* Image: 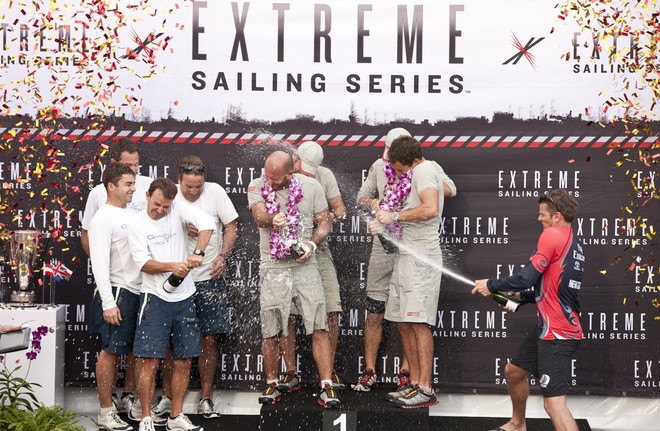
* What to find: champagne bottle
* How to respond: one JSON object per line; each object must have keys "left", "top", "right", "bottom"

{"left": 288, "top": 241, "right": 309, "bottom": 259}
{"left": 492, "top": 291, "right": 521, "bottom": 312}
{"left": 162, "top": 273, "right": 184, "bottom": 293}
{"left": 377, "top": 232, "right": 399, "bottom": 254}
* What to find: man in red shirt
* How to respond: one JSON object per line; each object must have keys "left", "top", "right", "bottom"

{"left": 473, "top": 189, "right": 584, "bottom": 431}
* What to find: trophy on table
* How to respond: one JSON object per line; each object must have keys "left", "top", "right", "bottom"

{"left": 8, "top": 230, "right": 42, "bottom": 306}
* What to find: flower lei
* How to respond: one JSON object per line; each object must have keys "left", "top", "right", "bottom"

{"left": 380, "top": 162, "right": 414, "bottom": 239}
{"left": 261, "top": 174, "right": 304, "bottom": 259}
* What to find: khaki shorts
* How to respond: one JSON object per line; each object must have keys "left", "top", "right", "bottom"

{"left": 260, "top": 264, "right": 327, "bottom": 338}
{"left": 384, "top": 253, "right": 442, "bottom": 325}
{"left": 317, "top": 245, "right": 342, "bottom": 313}
{"left": 365, "top": 238, "right": 397, "bottom": 302}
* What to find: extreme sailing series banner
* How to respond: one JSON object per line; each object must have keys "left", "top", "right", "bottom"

{"left": 0, "top": 1, "right": 657, "bottom": 397}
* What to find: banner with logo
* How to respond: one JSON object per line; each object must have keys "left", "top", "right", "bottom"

{"left": 0, "top": 1, "right": 657, "bottom": 397}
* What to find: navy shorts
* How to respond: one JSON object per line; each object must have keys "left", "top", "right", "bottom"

{"left": 88, "top": 287, "right": 139, "bottom": 355}
{"left": 133, "top": 293, "right": 202, "bottom": 360}
{"left": 511, "top": 327, "right": 581, "bottom": 397}
{"left": 193, "top": 278, "right": 231, "bottom": 336}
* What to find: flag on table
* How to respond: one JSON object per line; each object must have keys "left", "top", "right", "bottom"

{"left": 43, "top": 260, "right": 73, "bottom": 282}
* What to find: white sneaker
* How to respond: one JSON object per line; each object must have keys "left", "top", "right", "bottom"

{"left": 129, "top": 400, "right": 166, "bottom": 427}
{"left": 197, "top": 397, "right": 220, "bottom": 419}
{"left": 98, "top": 411, "right": 133, "bottom": 431}
{"left": 121, "top": 393, "right": 135, "bottom": 415}
{"left": 138, "top": 417, "right": 156, "bottom": 431}
{"left": 166, "top": 414, "right": 204, "bottom": 431}
{"left": 152, "top": 395, "right": 172, "bottom": 417}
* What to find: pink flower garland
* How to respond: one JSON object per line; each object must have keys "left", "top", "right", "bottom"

{"left": 380, "top": 162, "right": 414, "bottom": 239}
{"left": 261, "top": 174, "right": 304, "bottom": 259}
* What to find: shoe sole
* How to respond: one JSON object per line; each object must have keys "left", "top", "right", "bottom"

{"left": 317, "top": 399, "right": 341, "bottom": 409}
{"left": 201, "top": 412, "right": 221, "bottom": 419}
{"left": 352, "top": 382, "right": 377, "bottom": 392}
{"left": 395, "top": 400, "right": 439, "bottom": 409}
{"left": 258, "top": 396, "right": 281, "bottom": 405}
{"left": 277, "top": 384, "right": 301, "bottom": 393}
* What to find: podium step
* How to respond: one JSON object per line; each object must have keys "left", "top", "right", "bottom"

{"left": 259, "top": 384, "right": 430, "bottom": 431}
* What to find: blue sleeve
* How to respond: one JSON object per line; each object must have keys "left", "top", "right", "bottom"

{"left": 487, "top": 261, "right": 542, "bottom": 294}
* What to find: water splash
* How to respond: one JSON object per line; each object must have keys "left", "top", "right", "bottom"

{"left": 358, "top": 210, "right": 474, "bottom": 287}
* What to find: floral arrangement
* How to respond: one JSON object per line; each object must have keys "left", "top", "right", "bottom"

{"left": 0, "top": 325, "right": 51, "bottom": 409}
{"left": 261, "top": 174, "right": 304, "bottom": 259}
{"left": 380, "top": 162, "right": 414, "bottom": 239}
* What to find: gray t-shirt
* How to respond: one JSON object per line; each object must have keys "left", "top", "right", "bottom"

{"left": 400, "top": 160, "right": 444, "bottom": 254}
{"left": 247, "top": 173, "right": 328, "bottom": 268}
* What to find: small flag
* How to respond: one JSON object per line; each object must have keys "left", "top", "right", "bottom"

{"left": 44, "top": 260, "right": 73, "bottom": 282}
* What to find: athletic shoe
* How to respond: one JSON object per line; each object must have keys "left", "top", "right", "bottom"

{"left": 112, "top": 393, "right": 121, "bottom": 412}
{"left": 121, "top": 393, "right": 135, "bottom": 415}
{"left": 166, "top": 414, "right": 204, "bottom": 431}
{"left": 128, "top": 401, "right": 167, "bottom": 427}
{"left": 396, "top": 369, "right": 411, "bottom": 390}
{"left": 152, "top": 395, "right": 172, "bottom": 417}
{"left": 317, "top": 383, "right": 341, "bottom": 409}
{"left": 352, "top": 368, "right": 377, "bottom": 392}
{"left": 258, "top": 382, "right": 282, "bottom": 405}
{"left": 98, "top": 411, "right": 133, "bottom": 431}
{"left": 392, "top": 387, "right": 439, "bottom": 409}
{"left": 138, "top": 417, "right": 156, "bottom": 431}
{"left": 277, "top": 370, "right": 301, "bottom": 393}
{"left": 387, "top": 384, "right": 415, "bottom": 401}
{"left": 197, "top": 397, "right": 220, "bottom": 419}
{"left": 331, "top": 370, "right": 347, "bottom": 391}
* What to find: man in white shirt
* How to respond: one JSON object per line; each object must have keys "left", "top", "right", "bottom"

{"left": 128, "top": 178, "right": 215, "bottom": 431}
{"left": 82, "top": 138, "right": 153, "bottom": 412}
{"left": 174, "top": 155, "right": 238, "bottom": 418}
{"left": 88, "top": 163, "right": 141, "bottom": 431}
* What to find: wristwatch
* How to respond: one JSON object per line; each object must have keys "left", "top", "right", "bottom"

{"left": 193, "top": 249, "right": 205, "bottom": 257}
{"left": 392, "top": 212, "right": 399, "bottom": 222}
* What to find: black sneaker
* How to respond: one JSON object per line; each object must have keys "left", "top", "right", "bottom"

{"left": 258, "top": 382, "right": 282, "bottom": 405}
{"left": 277, "top": 370, "right": 301, "bottom": 393}
{"left": 317, "top": 384, "right": 341, "bottom": 409}
{"left": 392, "top": 387, "right": 439, "bottom": 409}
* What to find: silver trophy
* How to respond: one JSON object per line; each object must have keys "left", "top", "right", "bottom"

{"left": 9, "top": 230, "right": 42, "bottom": 305}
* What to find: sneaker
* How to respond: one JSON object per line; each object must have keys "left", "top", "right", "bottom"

{"left": 392, "top": 387, "right": 439, "bottom": 409}
{"left": 331, "top": 370, "right": 347, "bottom": 391}
{"left": 396, "top": 369, "right": 411, "bottom": 390}
{"left": 112, "top": 393, "right": 121, "bottom": 412}
{"left": 387, "top": 384, "right": 415, "bottom": 401}
{"left": 258, "top": 382, "right": 281, "bottom": 405}
{"left": 152, "top": 395, "right": 172, "bottom": 417}
{"left": 121, "top": 393, "right": 135, "bottom": 415}
{"left": 197, "top": 397, "right": 220, "bottom": 419}
{"left": 138, "top": 417, "right": 156, "bottom": 431}
{"left": 318, "top": 383, "right": 341, "bottom": 409}
{"left": 129, "top": 400, "right": 167, "bottom": 427}
{"left": 277, "top": 370, "right": 301, "bottom": 393}
{"left": 98, "top": 411, "right": 133, "bottom": 431}
{"left": 352, "top": 368, "right": 377, "bottom": 392}
{"left": 166, "top": 414, "right": 203, "bottom": 431}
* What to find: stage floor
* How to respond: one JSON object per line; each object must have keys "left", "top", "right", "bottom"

{"left": 67, "top": 387, "right": 654, "bottom": 431}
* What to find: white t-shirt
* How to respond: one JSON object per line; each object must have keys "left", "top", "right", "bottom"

{"left": 128, "top": 200, "right": 216, "bottom": 302}
{"left": 81, "top": 175, "right": 153, "bottom": 230}
{"left": 175, "top": 182, "right": 238, "bottom": 282}
{"left": 88, "top": 204, "right": 142, "bottom": 310}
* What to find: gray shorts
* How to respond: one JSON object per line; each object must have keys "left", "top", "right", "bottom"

{"left": 384, "top": 253, "right": 442, "bottom": 325}
{"left": 260, "top": 264, "right": 327, "bottom": 338}
{"left": 316, "top": 245, "right": 342, "bottom": 313}
{"left": 365, "top": 239, "right": 397, "bottom": 302}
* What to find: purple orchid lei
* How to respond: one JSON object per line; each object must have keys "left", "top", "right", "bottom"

{"left": 261, "top": 174, "right": 304, "bottom": 259}
{"left": 380, "top": 162, "right": 414, "bottom": 239}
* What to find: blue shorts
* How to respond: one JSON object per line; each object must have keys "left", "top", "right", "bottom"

{"left": 193, "top": 278, "right": 231, "bottom": 336}
{"left": 88, "top": 287, "right": 139, "bottom": 355}
{"left": 133, "top": 293, "right": 202, "bottom": 360}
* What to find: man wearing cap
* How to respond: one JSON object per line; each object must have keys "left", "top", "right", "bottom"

{"left": 247, "top": 150, "right": 340, "bottom": 408}
{"left": 278, "top": 141, "right": 348, "bottom": 394}
{"left": 354, "top": 127, "right": 457, "bottom": 393}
